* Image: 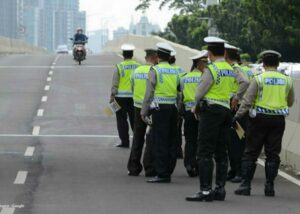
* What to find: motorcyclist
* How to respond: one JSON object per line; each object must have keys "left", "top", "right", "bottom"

{"left": 73, "top": 27, "right": 88, "bottom": 59}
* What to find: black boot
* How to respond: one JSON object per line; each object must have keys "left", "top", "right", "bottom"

{"left": 186, "top": 159, "right": 214, "bottom": 202}
{"left": 265, "top": 161, "right": 279, "bottom": 197}
{"left": 234, "top": 161, "right": 256, "bottom": 196}
{"left": 214, "top": 160, "right": 228, "bottom": 201}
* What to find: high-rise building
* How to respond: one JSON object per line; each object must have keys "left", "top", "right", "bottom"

{"left": 113, "top": 27, "right": 129, "bottom": 40}
{"left": 0, "top": 0, "right": 86, "bottom": 51}
{"left": 129, "top": 16, "right": 160, "bottom": 36}
{"left": 0, "top": 0, "right": 19, "bottom": 39}
{"left": 88, "top": 29, "right": 109, "bottom": 53}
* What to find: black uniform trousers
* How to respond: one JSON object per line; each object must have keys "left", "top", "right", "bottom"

{"left": 228, "top": 114, "right": 247, "bottom": 177}
{"left": 184, "top": 110, "right": 198, "bottom": 169}
{"left": 243, "top": 114, "right": 285, "bottom": 163}
{"left": 115, "top": 97, "right": 134, "bottom": 146}
{"left": 152, "top": 104, "right": 178, "bottom": 178}
{"left": 127, "top": 107, "right": 155, "bottom": 175}
{"left": 197, "top": 104, "right": 232, "bottom": 190}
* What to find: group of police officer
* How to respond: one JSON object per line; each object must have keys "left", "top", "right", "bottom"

{"left": 110, "top": 36, "right": 295, "bottom": 202}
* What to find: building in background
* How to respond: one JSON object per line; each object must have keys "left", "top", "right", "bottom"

{"left": 113, "top": 27, "right": 129, "bottom": 40}
{"left": 0, "top": 0, "right": 86, "bottom": 52}
{"left": 129, "top": 16, "right": 160, "bottom": 36}
{"left": 88, "top": 29, "right": 109, "bottom": 54}
{"left": 0, "top": 0, "right": 19, "bottom": 39}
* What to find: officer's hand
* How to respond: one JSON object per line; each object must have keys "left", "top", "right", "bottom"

{"left": 231, "top": 97, "right": 239, "bottom": 111}
{"left": 232, "top": 117, "right": 238, "bottom": 129}
{"left": 109, "top": 96, "right": 115, "bottom": 104}
{"left": 191, "top": 106, "right": 199, "bottom": 120}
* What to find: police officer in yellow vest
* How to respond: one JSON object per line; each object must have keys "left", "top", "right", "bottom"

{"left": 141, "top": 42, "right": 179, "bottom": 183}
{"left": 110, "top": 44, "right": 140, "bottom": 148}
{"left": 169, "top": 50, "right": 186, "bottom": 159}
{"left": 225, "top": 43, "right": 253, "bottom": 183}
{"left": 186, "top": 37, "right": 249, "bottom": 202}
{"left": 127, "top": 49, "right": 158, "bottom": 176}
{"left": 180, "top": 50, "right": 208, "bottom": 177}
{"left": 234, "top": 50, "right": 294, "bottom": 197}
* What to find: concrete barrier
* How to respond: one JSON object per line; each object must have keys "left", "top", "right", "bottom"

{"left": 103, "top": 35, "right": 300, "bottom": 176}
{"left": 0, "top": 36, "right": 47, "bottom": 54}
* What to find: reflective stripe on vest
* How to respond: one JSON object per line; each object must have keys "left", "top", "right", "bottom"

{"left": 181, "top": 71, "right": 201, "bottom": 110}
{"left": 153, "top": 62, "right": 179, "bottom": 104}
{"left": 116, "top": 60, "right": 140, "bottom": 97}
{"left": 254, "top": 71, "right": 292, "bottom": 116}
{"left": 132, "top": 65, "right": 151, "bottom": 108}
{"left": 204, "top": 61, "right": 236, "bottom": 109}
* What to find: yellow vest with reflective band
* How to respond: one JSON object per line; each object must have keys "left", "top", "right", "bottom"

{"left": 153, "top": 62, "right": 179, "bottom": 104}
{"left": 254, "top": 71, "right": 292, "bottom": 116}
{"left": 132, "top": 64, "right": 151, "bottom": 108}
{"left": 241, "top": 65, "right": 254, "bottom": 81}
{"left": 172, "top": 64, "right": 186, "bottom": 77}
{"left": 181, "top": 70, "right": 202, "bottom": 110}
{"left": 116, "top": 59, "right": 140, "bottom": 97}
{"left": 231, "top": 63, "right": 241, "bottom": 95}
{"left": 204, "top": 61, "right": 236, "bottom": 109}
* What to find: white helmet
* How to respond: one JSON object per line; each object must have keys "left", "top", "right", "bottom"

{"left": 77, "top": 27, "right": 83, "bottom": 32}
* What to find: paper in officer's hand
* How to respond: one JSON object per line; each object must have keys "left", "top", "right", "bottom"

{"left": 103, "top": 100, "right": 121, "bottom": 116}
{"left": 235, "top": 121, "right": 245, "bottom": 140}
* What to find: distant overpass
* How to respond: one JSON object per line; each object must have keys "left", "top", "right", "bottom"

{"left": 103, "top": 35, "right": 300, "bottom": 177}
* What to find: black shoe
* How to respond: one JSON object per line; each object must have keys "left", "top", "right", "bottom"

{"left": 213, "top": 187, "right": 226, "bottom": 201}
{"left": 115, "top": 143, "right": 129, "bottom": 148}
{"left": 147, "top": 176, "right": 171, "bottom": 183}
{"left": 234, "top": 185, "right": 251, "bottom": 196}
{"left": 186, "top": 191, "right": 214, "bottom": 202}
{"left": 128, "top": 171, "right": 139, "bottom": 176}
{"left": 231, "top": 176, "right": 242, "bottom": 183}
{"left": 145, "top": 171, "right": 157, "bottom": 177}
{"left": 265, "top": 182, "right": 275, "bottom": 197}
{"left": 186, "top": 166, "right": 198, "bottom": 177}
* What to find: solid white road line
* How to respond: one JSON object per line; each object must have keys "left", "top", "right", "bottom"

{"left": 37, "top": 109, "right": 44, "bottom": 117}
{"left": 0, "top": 134, "right": 123, "bottom": 138}
{"left": 14, "top": 171, "right": 28, "bottom": 184}
{"left": 44, "top": 85, "right": 50, "bottom": 91}
{"left": 0, "top": 207, "right": 15, "bottom": 214}
{"left": 32, "top": 126, "right": 40, "bottom": 136}
{"left": 257, "top": 159, "right": 300, "bottom": 186}
{"left": 24, "top": 147, "right": 35, "bottom": 157}
{"left": 47, "top": 77, "right": 52, "bottom": 82}
{"left": 41, "top": 96, "right": 48, "bottom": 102}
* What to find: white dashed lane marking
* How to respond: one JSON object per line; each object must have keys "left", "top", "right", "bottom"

{"left": 41, "top": 96, "right": 48, "bottom": 102}
{"left": 14, "top": 171, "right": 28, "bottom": 184}
{"left": 47, "top": 77, "right": 52, "bottom": 82}
{"left": 44, "top": 85, "right": 50, "bottom": 91}
{"left": 48, "top": 71, "right": 53, "bottom": 76}
{"left": 24, "top": 147, "right": 35, "bottom": 157}
{"left": 37, "top": 109, "right": 44, "bottom": 117}
{"left": 32, "top": 126, "right": 40, "bottom": 136}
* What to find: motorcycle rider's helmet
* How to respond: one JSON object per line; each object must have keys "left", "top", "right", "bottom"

{"left": 77, "top": 27, "right": 83, "bottom": 34}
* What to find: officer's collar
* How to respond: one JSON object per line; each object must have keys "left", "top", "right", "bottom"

{"left": 213, "top": 57, "right": 225, "bottom": 62}
{"left": 264, "top": 66, "right": 278, "bottom": 72}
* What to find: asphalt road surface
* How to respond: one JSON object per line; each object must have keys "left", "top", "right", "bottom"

{"left": 0, "top": 54, "right": 299, "bottom": 214}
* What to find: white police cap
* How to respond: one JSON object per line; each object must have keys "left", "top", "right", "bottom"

{"left": 156, "top": 42, "right": 175, "bottom": 55}
{"left": 204, "top": 36, "right": 227, "bottom": 44}
{"left": 170, "top": 50, "right": 177, "bottom": 56}
{"left": 225, "top": 43, "right": 240, "bottom": 51}
{"left": 189, "top": 50, "right": 208, "bottom": 60}
{"left": 121, "top": 44, "right": 135, "bottom": 51}
{"left": 259, "top": 50, "right": 282, "bottom": 58}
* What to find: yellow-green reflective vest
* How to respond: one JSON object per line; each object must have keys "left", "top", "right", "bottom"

{"left": 131, "top": 65, "right": 151, "bottom": 108}
{"left": 181, "top": 70, "right": 202, "bottom": 110}
{"left": 254, "top": 71, "right": 292, "bottom": 116}
{"left": 153, "top": 62, "right": 179, "bottom": 104}
{"left": 172, "top": 64, "right": 186, "bottom": 77}
{"left": 241, "top": 65, "right": 254, "bottom": 81}
{"left": 204, "top": 61, "right": 236, "bottom": 109}
{"left": 116, "top": 60, "right": 140, "bottom": 97}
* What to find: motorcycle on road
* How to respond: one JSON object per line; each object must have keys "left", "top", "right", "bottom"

{"left": 70, "top": 39, "right": 87, "bottom": 65}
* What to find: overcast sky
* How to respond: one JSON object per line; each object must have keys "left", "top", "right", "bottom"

{"left": 79, "top": 0, "right": 176, "bottom": 33}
